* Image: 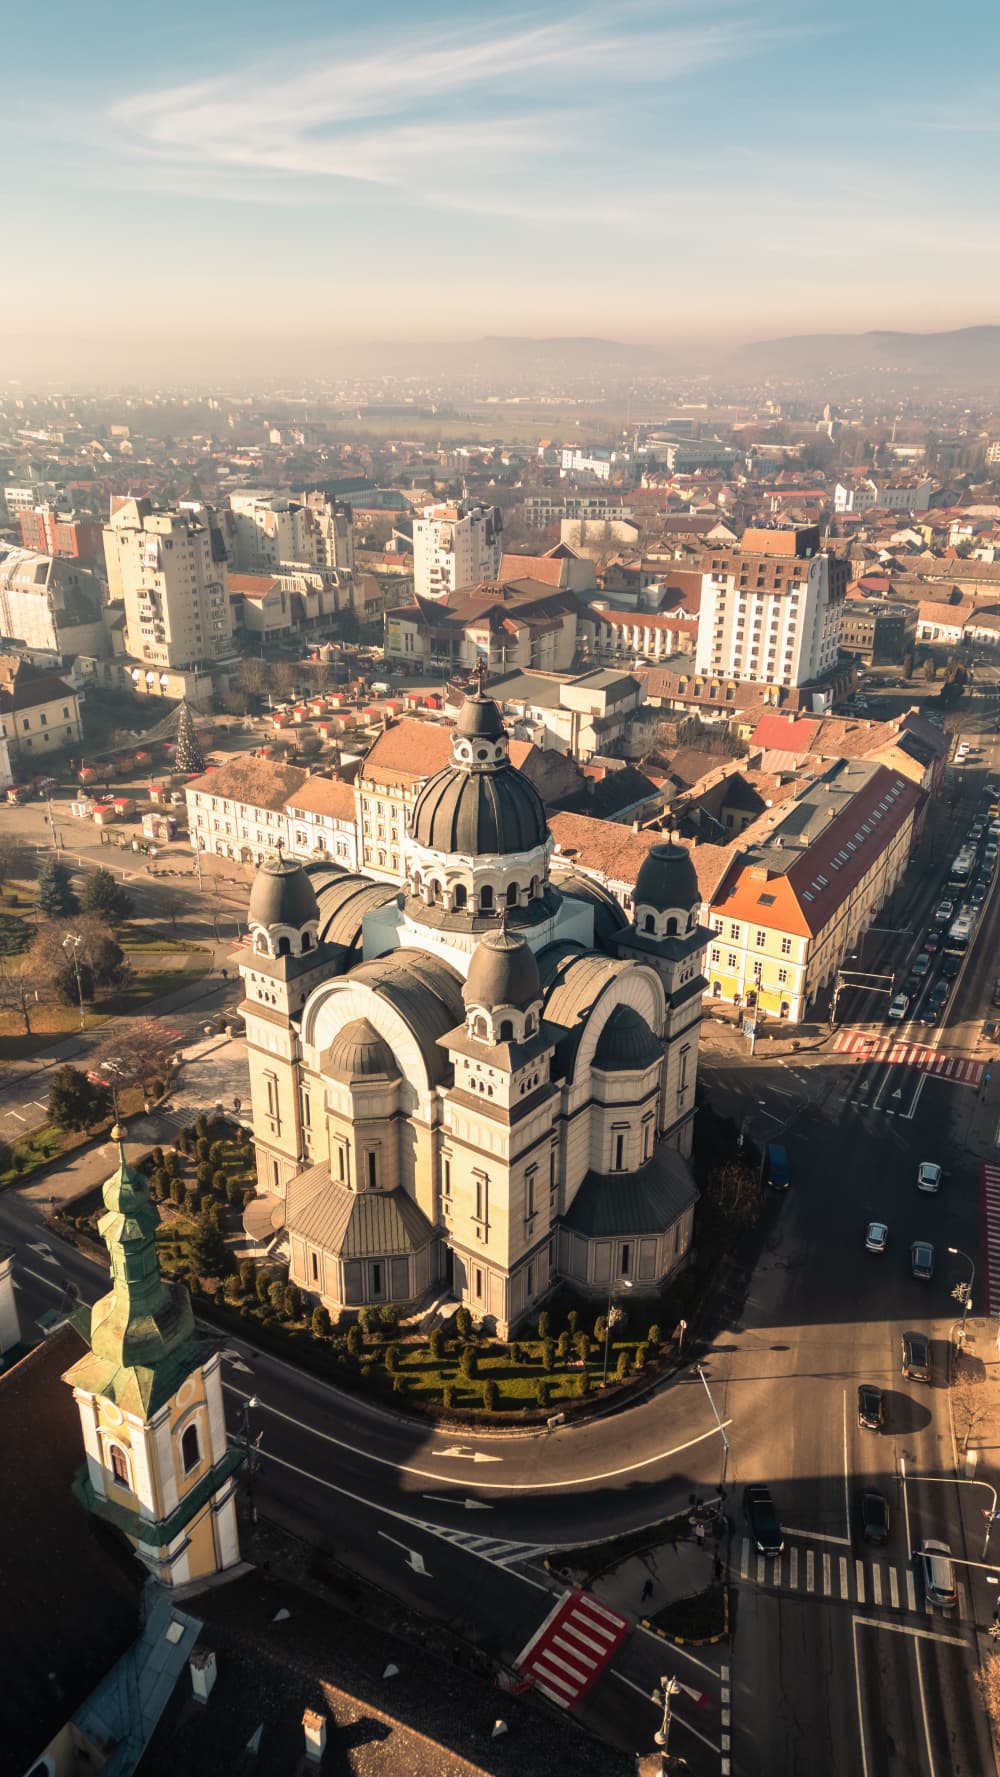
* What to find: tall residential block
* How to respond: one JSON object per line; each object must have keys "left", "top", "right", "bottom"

{"left": 412, "top": 501, "right": 502, "bottom": 601}
{"left": 695, "top": 526, "right": 847, "bottom": 689}
{"left": 104, "top": 498, "right": 233, "bottom": 670}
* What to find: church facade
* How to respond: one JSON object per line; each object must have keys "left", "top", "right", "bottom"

{"left": 241, "top": 690, "right": 709, "bottom": 1335}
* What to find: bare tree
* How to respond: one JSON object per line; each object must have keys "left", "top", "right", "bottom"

{"left": 236, "top": 656, "right": 267, "bottom": 699}
{"left": 975, "top": 1652, "right": 1000, "bottom": 1727}
{"left": 952, "top": 1358, "right": 990, "bottom": 1451}
{"left": 92, "top": 1019, "right": 182, "bottom": 1098}
{"left": 0, "top": 955, "right": 39, "bottom": 1034}
{"left": 157, "top": 887, "right": 187, "bottom": 934}
{"left": 0, "top": 833, "right": 30, "bottom": 889}
{"left": 270, "top": 660, "right": 298, "bottom": 700}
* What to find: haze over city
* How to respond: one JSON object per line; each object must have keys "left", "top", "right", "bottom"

{"left": 2, "top": 0, "right": 998, "bottom": 382}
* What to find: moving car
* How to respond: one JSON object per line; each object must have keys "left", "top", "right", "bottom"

{"left": 861, "top": 1489, "right": 891, "bottom": 1546}
{"left": 911, "top": 1240, "right": 935, "bottom": 1280}
{"left": 901, "top": 1331, "right": 931, "bottom": 1382}
{"left": 970, "top": 885, "right": 987, "bottom": 909}
{"left": 743, "top": 1485, "right": 784, "bottom": 1556}
{"left": 865, "top": 1220, "right": 888, "bottom": 1253}
{"left": 911, "top": 952, "right": 932, "bottom": 978}
{"left": 857, "top": 1385, "right": 885, "bottom": 1431}
{"left": 917, "top": 1540, "right": 957, "bottom": 1610}
{"left": 923, "top": 930, "right": 940, "bottom": 954}
{"left": 763, "top": 1142, "right": 790, "bottom": 1192}
{"left": 940, "top": 953, "right": 961, "bottom": 980}
{"left": 888, "top": 992, "right": 910, "bottom": 1022}
{"left": 935, "top": 899, "right": 955, "bottom": 925}
{"left": 917, "top": 1161, "right": 942, "bottom": 1193}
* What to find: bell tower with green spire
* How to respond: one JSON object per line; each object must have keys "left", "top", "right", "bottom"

{"left": 64, "top": 1130, "right": 243, "bottom": 1587}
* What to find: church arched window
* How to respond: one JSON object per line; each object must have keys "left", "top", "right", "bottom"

{"left": 498, "top": 1018, "right": 514, "bottom": 1041}
{"left": 480, "top": 885, "right": 494, "bottom": 912}
{"left": 109, "top": 1443, "right": 129, "bottom": 1486}
{"left": 506, "top": 882, "right": 519, "bottom": 907}
{"left": 277, "top": 935, "right": 291, "bottom": 957}
{"left": 301, "top": 930, "right": 312, "bottom": 952}
{"left": 666, "top": 916, "right": 678, "bottom": 936}
{"left": 524, "top": 1013, "right": 535, "bottom": 1035}
{"left": 255, "top": 932, "right": 268, "bottom": 953}
{"left": 643, "top": 913, "right": 655, "bottom": 934}
{"left": 453, "top": 882, "right": 467, "bottom": 909}
{"left": 181, "top": 1424, "right": 201, "bottom": 1475}
{"left": 473, "top": 1015, "right": 487, "bottom": 1039}
{"left": 530, "top": 876, "right": 540, "bottom": 899}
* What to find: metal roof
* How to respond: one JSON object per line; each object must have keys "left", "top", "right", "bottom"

{"left": 562, "top": 1149, "right": 697, "bottom": 1238}
{"left": 288, "top": 1164, "right": 434, "bottom": 1257}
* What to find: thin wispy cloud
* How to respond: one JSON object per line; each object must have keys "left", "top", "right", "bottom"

{"left": 105, "top": 3, "right": 811, "bottom": 207}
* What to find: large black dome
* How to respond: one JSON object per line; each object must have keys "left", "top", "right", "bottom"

{"left": 634, "top": 842, "right": 699, "bottom": 914}
{"left": 455, "top": 691, "right": 506, "bottom": 740}
{"left": 249, "top": 852, "right": 320, "bottom": 928}
{"left": 411, "top": 760, "right": 547, "bottom": 856}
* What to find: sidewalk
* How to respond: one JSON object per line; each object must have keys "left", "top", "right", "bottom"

{"left": 589, "top": 1536, "right": 720, "bottom": 1626}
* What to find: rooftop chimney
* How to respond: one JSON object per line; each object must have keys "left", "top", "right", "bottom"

{"left": 189, "top": 1647, "right": 217, "bottom": 1704}
{"left": 303, "top": 1708, "right": 327, "bottom": 1763}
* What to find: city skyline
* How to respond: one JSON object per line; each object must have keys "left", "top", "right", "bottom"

{"left": 1, "top": 0, "right": 999, "bottom": 380}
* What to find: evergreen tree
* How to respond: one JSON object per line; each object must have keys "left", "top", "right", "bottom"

{"left": 188, "top": 1210, "right": 226, "bottom": 1279}
{"left": 81, "top": 868, "right": 134, "bottom": 925}
{"left": 36, "top": 858, "right": 79, "bottom": 919}
{"left": 47, "top": 1065, "right": 110, "bottom": 1132}
{"left": 174, "top": 702, "right": 206, "bottom": 774}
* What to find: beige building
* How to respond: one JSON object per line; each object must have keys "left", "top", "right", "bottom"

{"left": 696, "top": 527, "right": 849, "bottom": 689}
{"left": 186, "top": 756, "right": 308, "bottom": 863}
{"left": 704, "top": 758, "right": 924, "bottom": 1023}
{"left": 240, "top": 692, "right": 710, "bottom": 1334}
{"left": 285, "top": 774, "right": 359, "bottom": 869}
{"left": 104, "top": 497, "right": 233, "bottom": 671}
{"left": 0, "top": 661, "right": 83, "bottom": 761}
{"left": 412, "top": 500, "right": 502, "bottom": 600}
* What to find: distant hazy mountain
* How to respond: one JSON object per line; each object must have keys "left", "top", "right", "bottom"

{"left": 729, "top": 325, "right": 1000, "bottom": 382}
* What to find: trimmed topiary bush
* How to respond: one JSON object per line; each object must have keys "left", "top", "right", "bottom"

{"left": 576, "top": 1369, "right": 590, "bottom": 1397}
{"left": 535, "top": 1378, "right": 550, "bottom": 1409}
{"left": 615, "top": 1349, "right": 631, "bottom": 1382}
{"left": 196, "top": 1137, "right": 210, "bottom": 1163}
{"left": 556, "top": 1331, "right": 570, "bottom": 1360}
{"left": 283, "top": 1282, "right": 302, "bottom": 1320}
{"left": 170, "top": 1177, "right": 185, "bottom": 1206}
{"left": 541, "top": 1337, "right": 556, "bottom": 1372}
{"left": 212, "top": 1168, "right": 228, "bottom": 1194}
{"left": 196, "top": 1161, "right": 213, "bottom": 1188}
{"left": 537, "top": 1310, "right": 550, "bottom": 1339}
{"left": 567, "top": 1308, "right": 579, "bottom": 1335}
{"left": 482, "top": 1378, "right": 498, "bottom": 1411}
{"left": 346, "top": 1324, "right": 363, "bottom": 1358}
{"left": 429, "top": 1327, "right": 445, "bottom": 1360}
{"left": 384, "top": 1344, "right": 399, "bottom": 1374}
{"left": 311, "top": 1305, "right": 331, "bottom": 1340}
{"left": 256, "top": 1271, "right": 272, "bottom": 1305}
{"left": 574, "top": 1330, "right": 591, "bottom": 1363}
{"left": 454, "top": 1305, "right": 472, "bottom": 1338}
{"left": 459, "top": 1343, "right": 478, "bottom": 1380}
{"left": 268, "top": 1280, "right": 287, "bottom": 1314}
{"left": 443, "top": 1382, "right": 456, "bottom": 1410}
{"left": 635, "top": 1342, "right": 650, "bottom": 1372}
{"left": 393, "top": 1373, "right": 407, "bottom": 1395}
{"left": 648, "top": 1322, "right": 662, "bottom": 1347}
{"left": 594, "top": 1314, "right": 608, "bottom": 1343}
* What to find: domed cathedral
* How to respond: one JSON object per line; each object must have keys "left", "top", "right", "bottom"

{"left": 240, "top": 688, "right": 712, "bottom": 1336}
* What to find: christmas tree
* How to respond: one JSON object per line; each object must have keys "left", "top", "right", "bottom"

{"left": 174, "top": 702, "right": 205, "bottom": 775}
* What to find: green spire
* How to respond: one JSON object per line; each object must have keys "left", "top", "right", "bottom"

{"left": 65, "top": 1129, "right": 201, "bottom": 1415}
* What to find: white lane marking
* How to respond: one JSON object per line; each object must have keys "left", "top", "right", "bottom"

{"left": 843, "top": 1389, "right": 851, "bottom": 1540}
{"left": 906, "top": 1571, "right": 917, "bottom": 1613}
{"left": 613, "top": 1672, "right": 721, "bottom": 1755}
{"left": 221, "top": 1381, "right": 732, "bottom": 1492}
{"left": 740, "top": 1537, "right": 749, "bottom": 1581}
{"left": 913, "top": 1639, "right": 937, "bottom": 1777}
{"left": 851, "top": 1618, "right": 871, "bottom": 1777}
{"left": 378, "top": 1533, "right": 431, "bottom": 1577}
{"left": 851, "top": 1615, "right": 970, "bottom": 1647}
{"left": 16, "top": 1264, "right": 75, "bottom": 1294}
{"left": 871, "top": 1565, "right": 882, "bottom": 1607}
{"left": 855, "top": 1560, "right": 866, "bottom": 1605}
{"left": 789, "top": 1547, "right": 799, "bottom": 1590}
{"left": 823, "top": 1552, "right": 832, "bottom": 1595}
{"left": 839, "top": 1555, "right": 849, "bottom": 1598}
{"left": 806, "top": 1550, "right": 816, "bottom": 1594}
{"left": 756, "top": 1553, "right": 765, "bottom": 1585}
{"left": 635, "top": 1622, "right": 719, "bottom": 1678}
{"left": 781, "top": 1525, "right": 851, "bottom": 1547}
{"left": 27, "top": 1242, "right": 57, "bottom": 1264}
{"left": 889, "top": 1569, "right": 899, "bottom": 1610}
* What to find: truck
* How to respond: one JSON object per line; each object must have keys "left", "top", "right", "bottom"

{"left": 950, "top": 845, "right": 976, "bottom": 884}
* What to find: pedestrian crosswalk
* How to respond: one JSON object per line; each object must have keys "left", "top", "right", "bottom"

{"left": 981, "top": 1163, "right": 1000, "bottom": 1315}
{"left": 428, "top": 1527, "right": 549, "bottom": 1572}
{"left": 736, "top": 1537, "right": 971, "bottom": 1620}
{"left": 834, "top": 1031, "right": 983, "bottom": 1086}
{"left": 515, "top": 1589, "right": 631, "bottom": 1710}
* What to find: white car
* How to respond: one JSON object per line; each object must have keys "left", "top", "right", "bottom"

{"left": 917, "top": 1161, "right": 942, "bottom": 1193}
{"left": 865, "top": 1221, "right": 888, "bottom": 1253}
{"left": 888, "top": 992, "right": 910, "bottom": 1022}
{"left": 957, "top": 744, "right": 970, "bottom": 760}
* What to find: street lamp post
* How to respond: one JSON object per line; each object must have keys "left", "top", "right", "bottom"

{"left": 697, "top": 1364, "right": 730, "bottom": 1502}
{"left": 948, "top": 1246, "right": 975, "bottom": 1347}
{"left": 100, "top": 1058, "right": 129, "bottom": 1125}
{"left": 62, "top": 932, "right": 86, "bottom": 1029}
{"left": 242, "top": 1395, "right": 261, "bottom": 1525}
{"left": 602, "top": 1277, "right": 632, "bottom": 1387}
{"left": 653, "top": 1676, "right": 681, "bottom": 1755}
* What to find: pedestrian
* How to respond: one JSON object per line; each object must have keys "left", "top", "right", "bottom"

{"left": 695, "top": 1523, "right": 706, "bottom": 1549}
{"left": 641, "top": 1577, "right": 654, "bottom": 1602}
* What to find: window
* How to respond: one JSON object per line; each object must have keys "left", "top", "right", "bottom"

{"left": 475, "top": 1174, "right": 489, "bottom": 1224}
{"left": 265, "top": 1076, "right": 277, "bottom": 1118}
{"left": 613, "top": 1131, "right": 625, "bottom": 1170}
{"left": 300, "top": 1089, "right": 310, "bottom": 1128}
{"left": 710, "top": 946, "right": 720, "bottom": 964}
{"left": 442, "top": 1156, "right": 451, "bottom": 1197}
{"left": 679, "top": 1045, "right": 690, "bottom": 1090}
{"left": 311, "top": 1251, "right": 319, "bottom": 1282}
{"left": 366, "top": 1150, "right": 378, "bottom": 1190}
{"left": 755, "top": 929, "right": 766, "bottom": 947}
{"left": 336, "top": 1145, "right": 346, "bottom": 1182}
{"left": 727, "top": 952, "right": 738, "bottom": 969}
{"left": 110, "top": 1444, "right": 129, "bottom": 1485}
{"left": 506, "top": 882, "right": 518, "bottom": 906}
{"left": 498, "top": 1018, "right": 514, "bottom": 1042}
{"left": 643, "top": 913, "right": 655, "bottom": 933}
{"left": 778, "top": 967, "right": 788, "bottom": 984}
{"left": 181, "top": 1424, "right": 201, "bottom": 1474}
{"left": 453, "top": 882, "right": 467, "bottom": 910}
{"left": 781, "top": 936, "right": 792, "bottom": 956}
{"left": 480, "top": 885, "right": 494, "bottom": 912}
{"left": 371, "top": 1262, "right": 383, "bottom": 1296}
{"left": 712, "top": 917, "right": 724, "bottom": 933}
{"left": 729, "top": 922, "right": 740, "bottom": 940}
{"left": 526, "top": 1167, "right": 536, "bottom": 1217}
{"left": 474, "top": 1267, "right": 484, "bottom": 1300}
{"left": 620, "top": 1243, "right": 632, "bottom": 1276}
{"left": 642, "top": 1118, "right": 653, "bottom": 1161}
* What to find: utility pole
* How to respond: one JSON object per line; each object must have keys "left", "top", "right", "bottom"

{"left": 62, "top": 932, "right": 86, "bottom": 1029}
{"left": 697, "top": 1364, "right": 730, "bottom": 1500}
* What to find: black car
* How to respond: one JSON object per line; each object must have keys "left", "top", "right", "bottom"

{"left": 861, "top": 1488, "right": 891, "bottom": 1546}
{"left": 940, "top": 952, "right": 961, "bottom": 980}
{"left": 858, "top": 1384, "right": 885, "bottom": 1430}
{"left": 902, "top": 1330, "right": 931, "bottom": 1382}
{"left": 743, "top": 1484, "right": 784, "bottom": 1555}
{"left": 903, "top": 973, "right": 922, "bottom": 1001}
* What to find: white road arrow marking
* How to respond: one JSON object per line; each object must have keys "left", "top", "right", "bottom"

{"left": 221, "top": 1346, "right": 254, "bottom": 1372}
{"left": 433, "top": 1445, "right": 502, "bottom": 1464}
{"left": 27, "top": 1242, "right": 57, "bottom": 1265}
{"left": 421, "top": 1493, "right": 493, "bottom": 1511}
{"left": 378, "top": 1532, "right": 431, "bottom": 1576}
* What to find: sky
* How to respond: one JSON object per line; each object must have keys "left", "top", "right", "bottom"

{"left": 2, "top": 0, "right": 999, "bottom": 381}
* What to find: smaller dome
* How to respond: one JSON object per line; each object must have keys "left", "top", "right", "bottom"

{"left": 634, "top": 841, "right": 700, "bottom": 915}
{"left": 327, "top": 1018, "right": 397, "bottom": 1083}
{"left": 594, "top": 1006, "right": 662, "bottom": 1072}
{"left": 249, "top": 851, "right": 320, "bottom": 930}
{"left": 464, "top": 928, "right": 540, "bottom": 1012}
{"left": 455, "top": 692, "right": 506, "bottom": 740}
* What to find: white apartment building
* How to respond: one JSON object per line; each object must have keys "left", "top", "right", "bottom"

{"left": 302, "top": 492, "right": 355, "bottom": 573}
{"left": 228, "top": 492, "right": 315, "bottom": 575}
{"left": 0, "top": 548, "right": 109, "bottom": 658}
{"left": 3, "top": 482, "right": 63, "bottom": 522}
{"left": 103, "top": 498, "right": 233, "bottom": 670}
{"left": 695, "top": 528, "right": 846, "bottom": 690}
{"left": 412, "top": 501, "right": 502, "bottom": 601}
{"left": 834, "top": 478, "right": 934, "bottom": 514}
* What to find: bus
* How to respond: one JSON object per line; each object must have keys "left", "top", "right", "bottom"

{"left": 946, "top": 911, "right": 974, "bottom": 953}
{"left": 950, "top": 846, "right": 976, "bottom": 884}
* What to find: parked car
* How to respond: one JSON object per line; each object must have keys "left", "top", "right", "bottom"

{"left": 743, "top": 1485, "right": 784, "bottom": 1556}
{"left": 917, "top": 1160, "right": 942, "bottom": 1192}
{"left": 888, "top": 992, "right": 910, "bottom": 1022}
{"left": 901, "top": 1331, "right": 931, "bottom": 1382}
{"left": 865, "top": 1220, "right": 888, "bottom": 1253}
{"left": 917, "top": 1540, "right": 957, "bottom": 1610}
{"left": 861, "top": 1488, "right": 891, "bottom": 1547}
{"left": 911, "top": 1241, "right": 935, "bottom": 1280}
{"left": 858, "top": 1385, "right": 885, "bottom": 1431}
